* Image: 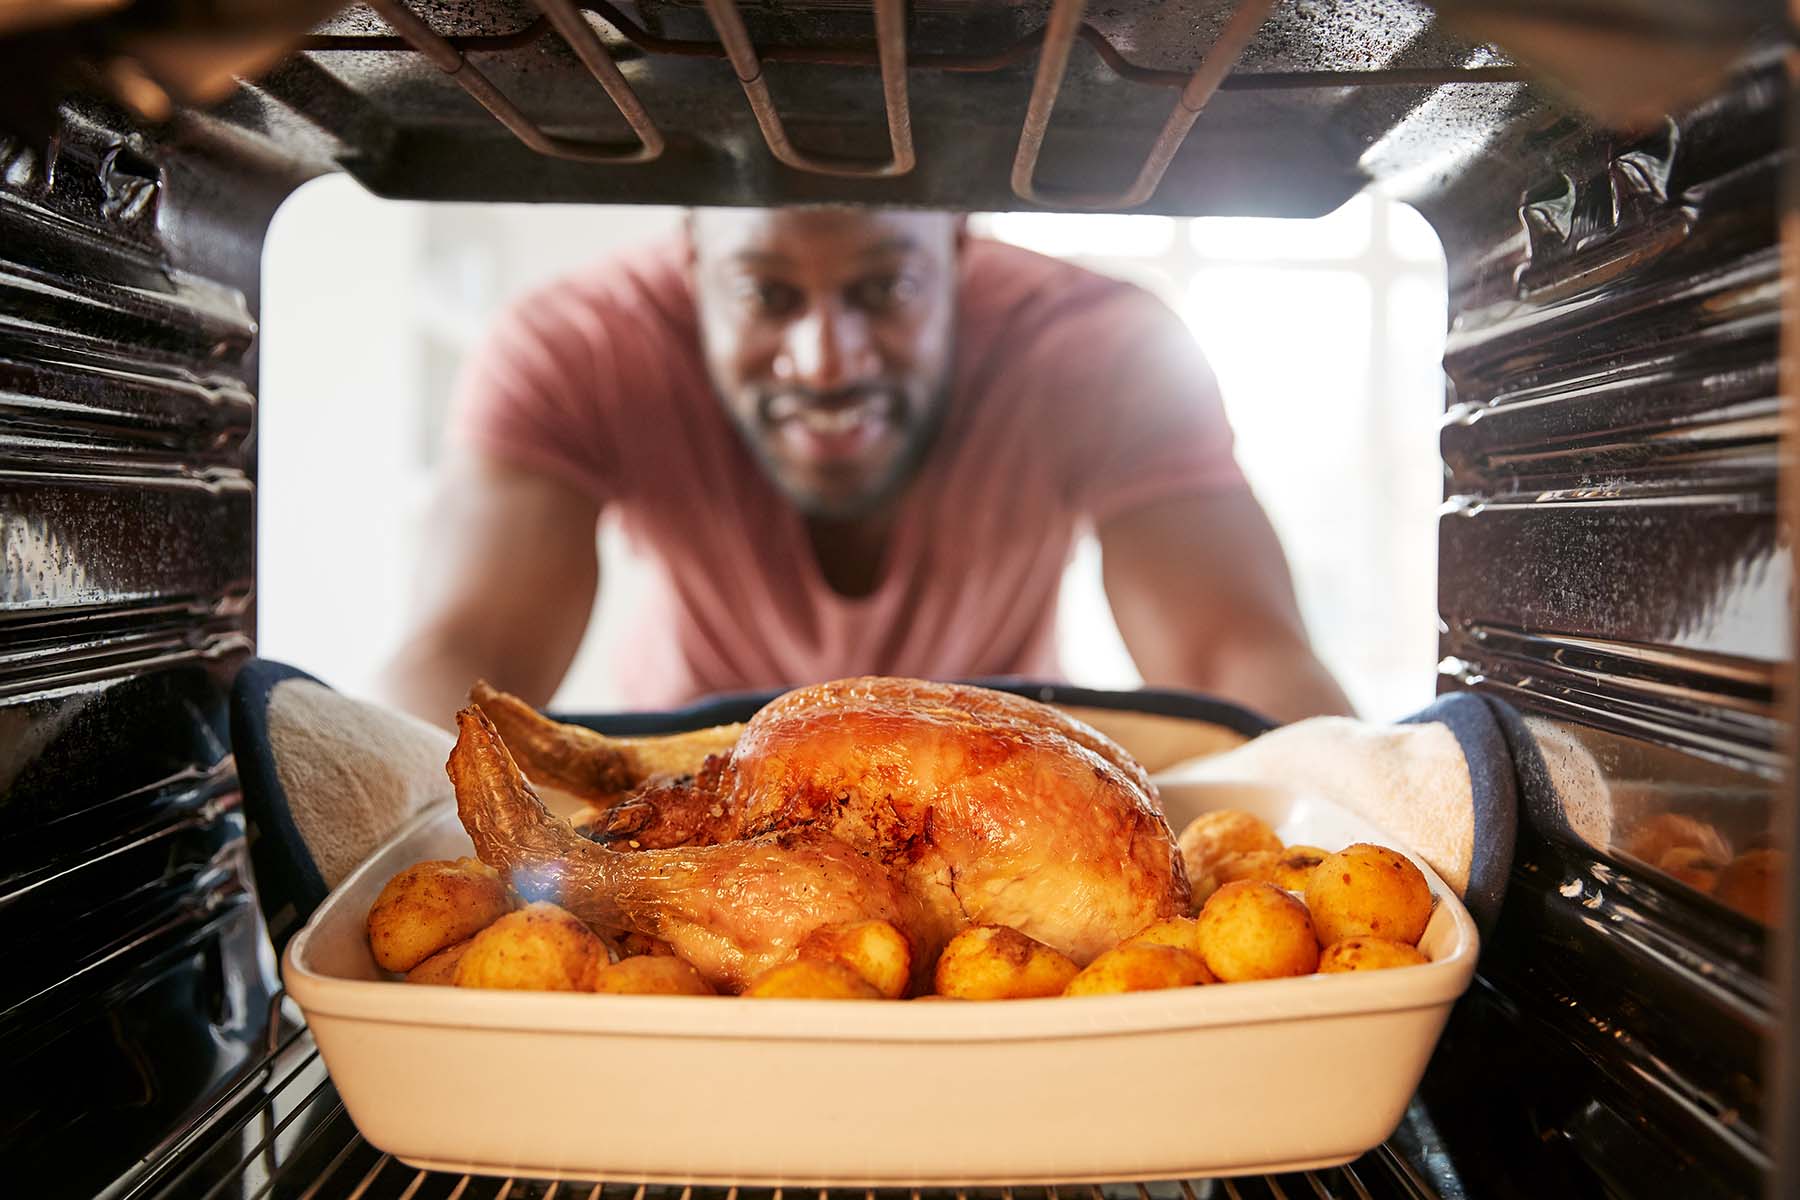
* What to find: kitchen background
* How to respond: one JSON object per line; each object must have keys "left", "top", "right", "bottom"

{"left": 258, "top": 182, "right": 1448, "bottom": 719}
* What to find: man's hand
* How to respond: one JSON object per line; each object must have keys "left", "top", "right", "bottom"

{"left": 1099, "top": 490, "right": 1354, "bottom": 723}
{"left": 375, "top": 453, "right": 601, "bottom": 725}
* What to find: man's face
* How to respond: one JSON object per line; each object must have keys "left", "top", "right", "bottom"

{"left": 690, "top": 208, "right": 960, "bottom": 520}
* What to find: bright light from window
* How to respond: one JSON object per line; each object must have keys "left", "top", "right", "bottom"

{"left": 1188, "top": 193, "right": 1373, "bottom": 260}
{"left": 1388, "top": 202, "right": 1447, "bottom": 265}
{"left": 984, "top": 212, "right": 1177, "bottom": 259}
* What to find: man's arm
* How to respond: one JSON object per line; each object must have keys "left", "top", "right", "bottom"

{"left": 375, "top": 453, "right": 601, "bottom": 725}
{"left": 1099, "top": 490, "right": 1354, "bottom": 723}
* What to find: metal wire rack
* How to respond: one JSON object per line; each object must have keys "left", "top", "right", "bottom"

{"left": 307, "top": 0, "right": 1527, "bottom": 205}
{"left": 110, "top": 1005, "right": 1443, "bottom": 1200}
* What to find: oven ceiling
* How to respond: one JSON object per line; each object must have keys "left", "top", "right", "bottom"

{"left": 194, "top": 0, "right": 1714, "bottom": 214}
{"left": 1, "top": 0, "right": 1783, "bottom": 215}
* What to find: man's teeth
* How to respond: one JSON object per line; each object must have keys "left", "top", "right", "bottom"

{"left": 799, "top": 406, "right": 871, "bottom": 434}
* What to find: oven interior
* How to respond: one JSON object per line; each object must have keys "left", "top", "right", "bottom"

{"left": 0, "top": 2, "right": 1791, "bottom": 1197}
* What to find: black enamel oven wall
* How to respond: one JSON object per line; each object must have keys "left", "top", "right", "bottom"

{"left": 0, "top": 108, "right": 304, "bottom": 1195}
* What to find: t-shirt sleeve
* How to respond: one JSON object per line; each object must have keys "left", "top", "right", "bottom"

{"left": 448, "top": 291, "right": 621, "bottom": 505}
{"left": 1057, "top": 286, "right": 1246, "bottom": 525}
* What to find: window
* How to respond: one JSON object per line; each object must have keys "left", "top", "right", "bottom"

{"left": 978, "top": 196, "right": 1449, "bottom": 719}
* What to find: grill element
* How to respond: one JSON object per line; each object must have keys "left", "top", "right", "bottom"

{"left": 362, "top": 0, "right": 663, "bottom": 163}
{"left": 702, "top": 0, "right": 913, "bottom": 179}
{"left": 1011, "top": 0, "right": 1276, "bottom": 209}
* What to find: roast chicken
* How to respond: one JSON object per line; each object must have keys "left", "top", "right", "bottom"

{"left": 451, "top": 676, "right": 1190, "bottom": 991}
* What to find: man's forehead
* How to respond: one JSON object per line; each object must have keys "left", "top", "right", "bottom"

{"left": 691, "top": 206, "right": 957, "bottom": 263}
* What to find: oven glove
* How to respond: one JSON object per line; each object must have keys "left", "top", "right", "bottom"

{"left": 1154, "top": 691, "right": 1519, "bottom": 935}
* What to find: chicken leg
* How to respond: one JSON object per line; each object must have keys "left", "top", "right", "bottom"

{"left": 451, "top": 705, "right": 942, "bottom": 990}
{"left": 470, "top": 680, "right": 743, "bottom": 808}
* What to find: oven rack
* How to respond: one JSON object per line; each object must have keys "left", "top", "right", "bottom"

{"left": 305, "top": 0, "right": 1527, "bottom": 206}
{"left": 104, "top": 1001, "right": 1446, "bottom": 1200}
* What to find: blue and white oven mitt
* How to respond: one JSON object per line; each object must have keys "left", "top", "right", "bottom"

{"left": 231, "top": 659, "right": 1521, "bottom": 950}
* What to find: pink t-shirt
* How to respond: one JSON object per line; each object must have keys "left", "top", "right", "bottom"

{"left": 454, "top": 235, "right": 1245, "bottom": 709}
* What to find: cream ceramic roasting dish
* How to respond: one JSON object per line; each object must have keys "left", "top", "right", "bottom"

{"left": 283, "top": 779, "right": 1479, "bottom": 1185}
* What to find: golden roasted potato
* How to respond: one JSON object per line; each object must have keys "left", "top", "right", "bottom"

{"left": 1625, "top": 812, "right": 1731, "bottom": 868}
{"left": 367, "top": 857, "right": 514, "bottom": 973}
{"left": 1658, "top": 845, "right": 1723, "bottom": 892}
{"left": 1317, "top": 936, "right": 1430, "bottom": 973}
{"left": 1121, "top": 915, "right": 1205, "bottom": 958}
{"left": 1305, "top": 843, "right": 1433, "bottom": 947}
{"left": 744, "top": 959, "right": 883, "bottom": 999}
{"left": 405, "top": 937, "right": 475, "bottom": 986}
{"left": 590, "top": 955, "right": 714, "bottom": 995}
{"left": 1213, "top": 850, "right": 1281, "bottom": 888}
{"left": 453, "top": 901, "right": 605, "bottom": 991}
{"left": 1195, "top": 881, "right": 1320, "bottom": 981}
{"left": 796, "top": 919, "right": 913, "bottom": 999}
{"left": 1063, "top": 943, "right": 1213, "bottom": 995}
{"left": 1214, "top": 847, "right": 1323, "bottom": 892}
{"left": 1715, "top": 849, "right": 1781, "bottom": 924}
{"left": 933, "top": 925, "right": 1080, "bottom": 1000}
{"left": 1271, "top": 845, "right": 1329, "bottom": 891}
{"left": 1178, "top": 810, "right": 1283, "bottom": 893}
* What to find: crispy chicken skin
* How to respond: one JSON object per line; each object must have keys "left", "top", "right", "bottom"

{"left": 470, "top": 679, "right": 743, "bottom": 808}
{"left": 451, "top": 677, "right": 1190, "bottom": 990}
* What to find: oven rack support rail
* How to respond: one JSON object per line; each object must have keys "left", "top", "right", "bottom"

{"left": 304, "top": 1, "right": 1528, "bottom": 206}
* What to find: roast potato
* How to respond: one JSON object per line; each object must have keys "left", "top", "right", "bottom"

{"left": 405, "top": 937, "right": 475, "bottom": 986}
{"left": 1270, "top": 845, "right": 1329, "bottom": 891}
{"left": 1715, "top": 849, "right": 1781, "bottom": 924}
{"left": 796, "top": 919, "right": 913, "bottom": 999}
{"left": 1178, "top": 810, "right": 1283, "bottom": 906}
{"left": 933, "top": 925, "right": 1080, "bottom": 1000}
{"left": 1063, "top": 943, "right": 1213, "bottom": 995}
{"left": 367, "top": 857, "right": 514, "bottom": 973}
{"left": 1215, "top": 847, "right": 1323, "bottom": 892}
{"left": 1120, "top": 915, "right": 1205, "bottom": 958}
{"left": 1625, "top": 812, "right": 1731, "bottom": 867}
{"left": 590, "top": 955, "right": 714, "bottom": 995}
{"left": 1658, "top": 845, "right": 1723, "bottom": 892}
{"left": 453, "top": 901, "right": 606, "bottom": 991}
{"left": 1305, "top": 843, "right": 1433, "bottom": 947}
{"left": 1317, "top": 936, "right": 1430, "bottom": 973}
{"left": 1195, "top": 880, "right": 1320, "bottom": 981}
{"left": 744, "top": 959, "right": 883, "bottom": 999}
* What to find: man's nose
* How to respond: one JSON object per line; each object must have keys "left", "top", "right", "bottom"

{"left": 774, "top": 301, "right": 877, "bottom": 392}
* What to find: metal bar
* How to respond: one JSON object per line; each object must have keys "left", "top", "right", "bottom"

{"left": 298, "top": 4, "right": 1530, "bottom": 94}
{"left": 700, "top": 0, "right": 913, "bottom": 178}
{"left": 1011, "top": 0, "right": 1279, "bottom": 209}
{"left": 362, "top": 0, "right": 662, "bottom": 164}
{"left": 292, "top": 1122, "right": 362, "bottom": 1200}
{"left": 244, "top": 1099, "right": 349, "bottom": 1200}
{"left": 346, "top": 1154, "right": 396, "bottom": 1200}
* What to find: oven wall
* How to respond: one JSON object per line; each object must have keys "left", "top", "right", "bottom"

{"left": 0, "top": 102, "right": 302, "bottom": 1194}
{"left": 1423, "top": 60, "right": 1786, "bottom": 1200}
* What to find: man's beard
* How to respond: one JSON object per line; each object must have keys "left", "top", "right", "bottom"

{"left": 738, "top": 382, "right": 946, "bottom": 521}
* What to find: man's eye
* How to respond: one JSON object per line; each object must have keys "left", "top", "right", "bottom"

{"left": 851, "top": 273, "right": 918, "bottom": 312}
{"left": 739, "top": 280, "right": 803, "bottom": 317}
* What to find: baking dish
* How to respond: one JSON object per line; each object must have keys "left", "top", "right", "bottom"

{"left": 285, "top": 773, "right": 1478, "bottom": 1184}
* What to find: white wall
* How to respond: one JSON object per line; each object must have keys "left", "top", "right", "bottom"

{"left": 260, "top": 180, "right": 1446, "bottom": 719}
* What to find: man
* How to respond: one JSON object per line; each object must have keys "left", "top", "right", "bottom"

{"left": 377, "top": 207, "right": 1352, "bottom": 724}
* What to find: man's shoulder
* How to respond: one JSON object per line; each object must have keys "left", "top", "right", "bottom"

{"left": 960, "top": 236, "right": 1164, "bottom": 330}
{"left": 506, "top": 230, "right": 695, "bottom": 338}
